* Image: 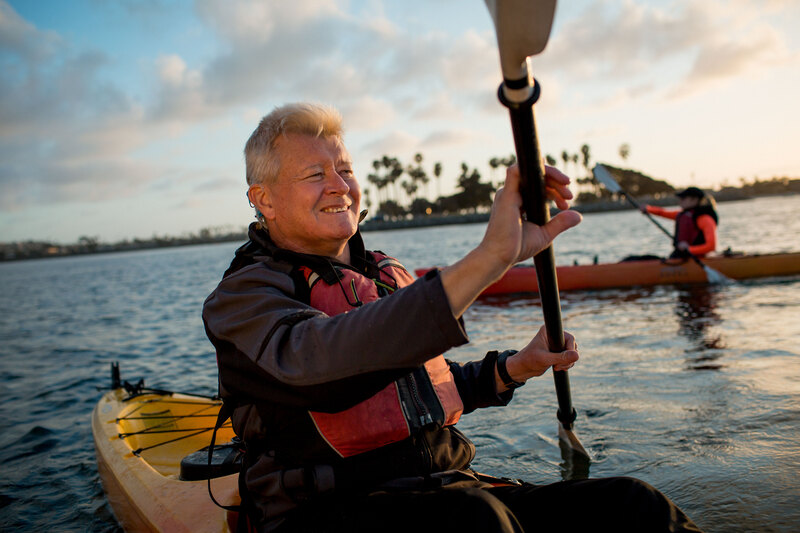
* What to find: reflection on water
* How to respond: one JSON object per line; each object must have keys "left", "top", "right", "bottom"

{"left": 675, "top": 286, "right": 726, "bottom": 370}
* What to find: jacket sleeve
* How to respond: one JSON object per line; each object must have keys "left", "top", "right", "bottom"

{"left": 203, "top": 265, "right": 469, "bottom": 411}
{"left": 447, "top": 350, "right": 514, "bottom": 414}
{"left": 645, "top": 205, "right": 679, "bottom": 220}
{"left": 689, "top": 214, "right": 717, "bottom": 256}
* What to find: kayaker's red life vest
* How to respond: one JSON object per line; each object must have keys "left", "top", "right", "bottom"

{"left": 674, "top": 210, "right": 704, "bottom": 248}
{"left": 673, "top": 205, "right": 718, "bottom": 250}
{"left": 298, "top": 253, "right": 463, "bottom": 458}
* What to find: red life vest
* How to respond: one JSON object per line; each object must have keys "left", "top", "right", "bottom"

{"left": 674, "top": 208, "right": 713, "bottom": 248}
{"left": 298, "top": 253, "right": 464, "bottom": 458}
{"left": 674, "top": 210, "right": 702, "bottom": 247}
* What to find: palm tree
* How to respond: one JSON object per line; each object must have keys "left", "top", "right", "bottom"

{"left": 580, "top": 144, "right": 593, "bottom": 195}
{"left": 433, "top": 161, "right": 443, "bottom": 200}
{"left": 580, "top": 144, "right": 591, "bottom": 177}
{"left": 561, "top": 150, "right": 570, "bottom": 173}
{"left": 366, "top": 160, "right": 386, "bottom": 204}
{"left": 401, "top": 180, "right": 418, "bottom": 205}
{"left": 381, "top": 155, "right": 404, "bottom": 203}
{"left": 363, "top": 188, "right": 372, "bottom": 213}
{"left": 619, "top": 143, "right": 630, "bottom": 163}
{"left": 502, "top": 154, "right": 517, "bottom": 167}
{"left": 489, "top": 157, "right": 501, "bottom": 182}
{"left": 406, "top": 152, "right": 429, "bottom": 202}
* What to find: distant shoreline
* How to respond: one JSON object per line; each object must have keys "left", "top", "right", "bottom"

{"left": 359, "top": 189, "right": 755, "bottom": 231}
{"left": 2, "top": 191, "right": 795, "bottom": 262}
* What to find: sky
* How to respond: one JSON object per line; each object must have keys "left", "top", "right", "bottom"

{"left": 2, "top": 0, "right": 799, "bottom": 244}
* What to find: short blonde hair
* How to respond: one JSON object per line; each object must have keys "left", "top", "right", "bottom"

{"left": 244, "top": 103, "right": 344, "bottom": 186}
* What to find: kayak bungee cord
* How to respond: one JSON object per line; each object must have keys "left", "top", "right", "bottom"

{"left": 128, "top": 429, "right": 225, "bottom": 457}
{"left": 114, "top": 393, "right": 231, "bottom": 456}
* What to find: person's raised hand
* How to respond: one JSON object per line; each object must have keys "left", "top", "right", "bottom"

{"left": 481, "top": 164, "right": 582, "bottom": 272}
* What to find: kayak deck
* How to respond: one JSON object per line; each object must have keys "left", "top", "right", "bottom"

{"left": 92, "top": 384, "right": 240, "bottom": 532}
{"left": 415, "top": 252, "right": 800, "bottom": 296}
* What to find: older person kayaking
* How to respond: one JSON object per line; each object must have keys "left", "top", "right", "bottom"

{"left": 203, "top": 102, "right": 703, "bottom": 533}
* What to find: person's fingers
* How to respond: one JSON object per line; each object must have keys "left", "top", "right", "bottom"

{"left": 504, "top": 164, "right": 521, "bottom": 186}
{"left": 553, "top": 348, "right": 579, "bottom": 371}
{"left": 545, "top": 181, "right": 573, "bottom": 199}
{"left": 564, "top": 331, "right": 577, "bottom": 351}
{"left": 540, "top": 210, "right": 582, "bottom": 242}
{"left": 544, "top": 165, "right": 570, "bottom": 185}
{"left": 545, "top": 186, "right": 571, "bottom": 211}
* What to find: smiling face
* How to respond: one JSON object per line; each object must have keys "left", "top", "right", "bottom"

{"left": 248, "top": 132, "right": 361, "bottom": 262}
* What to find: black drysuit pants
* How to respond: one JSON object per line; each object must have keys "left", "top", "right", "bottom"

{"left": 274, "top": 475, "right": 703, "bottom": 533}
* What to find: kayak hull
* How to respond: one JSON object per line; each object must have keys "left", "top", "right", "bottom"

{"left": 415, "top": 252, "right": 800, "bottom": 296}
{"left": 92, "top": 388, "right": 239, "bottom": 532}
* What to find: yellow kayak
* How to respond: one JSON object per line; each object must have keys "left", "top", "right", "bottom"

{"left": 92, "top": 365, "right": 241, "bottom": 532}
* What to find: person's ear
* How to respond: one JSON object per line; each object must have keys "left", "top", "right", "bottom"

{"left": 248, "top": 183, "right": 275, "bottom": 221}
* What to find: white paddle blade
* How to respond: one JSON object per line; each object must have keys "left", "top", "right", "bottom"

{"left": 484, "top": 0, "right": 557, "bottom": 81}
{"left": 703, "top": 265, "right": 734, "bottom": 285}
{"left": 592, "top": 164, "right": 622, "bottom": 193}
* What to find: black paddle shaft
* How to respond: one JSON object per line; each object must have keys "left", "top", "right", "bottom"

{"left": 498, "top": 80, "right": 577, "bottom": 430}
{"left": 618, "top": 191, "right": 675, "bottom": 241}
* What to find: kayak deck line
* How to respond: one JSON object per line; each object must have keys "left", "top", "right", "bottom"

{"left": 415, "top": 252, "right": 800, "bottom": 296}
{"left": 93, "top": 381, "right": 242, "bottom": 532}
{"left": 109, "top": 393, "right": 232, "bottom": 456}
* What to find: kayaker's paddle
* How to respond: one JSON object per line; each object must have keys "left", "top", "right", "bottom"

{"left": 592, "top": 164, "right": 732, "bottom": 284}
{"left": 484, "top": 0, "right": 591, "bottom": 463}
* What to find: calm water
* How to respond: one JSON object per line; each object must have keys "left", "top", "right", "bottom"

{"left": 1, "top": 196, "right": 799, "bottom": 532}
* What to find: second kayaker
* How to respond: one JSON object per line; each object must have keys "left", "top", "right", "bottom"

{"left": 641, "top": 186, "right": 719, "bottom": 258}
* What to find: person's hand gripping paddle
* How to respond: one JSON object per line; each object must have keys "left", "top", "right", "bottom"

{"left": 484, "top": 0, "right": 591, "bottom": 465}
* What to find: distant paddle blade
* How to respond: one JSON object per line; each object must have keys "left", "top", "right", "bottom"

{"left": 703, "top": 265, "right": 734, "bottom": 285}
{"left": 484, "top": 0, "right": 557, "bottom": 80}
{"left": 592, "top": 164, "right": 622, "bottom": 194}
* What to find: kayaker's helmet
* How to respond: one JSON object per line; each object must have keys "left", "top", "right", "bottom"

{"left": 676, "top": 186, "right": 705, "bottom": 199}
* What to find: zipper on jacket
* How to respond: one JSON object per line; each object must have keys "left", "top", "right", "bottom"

{"left": 349, "top": 279, "right": 362, "bottom": 307}
{"left": 373, "top": 279, "right": 396, "bottom": 296}
{"left": 406, "top": 372, "right": 433, "bottom": 427}
{"left": 417, "top": 428, "right": 433, "bottom": 473}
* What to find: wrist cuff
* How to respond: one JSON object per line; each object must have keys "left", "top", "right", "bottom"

{"left": 496, "top": 349, "right": 524, "bottom": 389}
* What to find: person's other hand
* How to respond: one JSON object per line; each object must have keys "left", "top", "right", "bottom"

{"left": 499, "top": 326, "right": 580, "bottom": 390}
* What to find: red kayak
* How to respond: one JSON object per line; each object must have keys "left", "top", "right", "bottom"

{"left": 415, "top": 252, "right": 800, "bottom": 296}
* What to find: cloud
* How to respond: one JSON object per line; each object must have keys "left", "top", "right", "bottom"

{"left": 0, "top": 1, "right": 61, "bottom": 63}
{"left": 160, "top": 0, "right": 496, "bottom": 124}
{"left": 542, "top": 0, "right": 793, "bottom": 101}
{"left": 357, "top": 130, "right": 420, "bottom": 159}
{"left": 422, "top": 129, "right": 481, "bottom": 150}
{"left": 671, "top": 25, "right": 786, "bottom": 97}
{"left": 411, "top": 92, "right": 463, "bottom": 121}
{"left": 338, "top": 96, "right": 398, "bottom": 131}
{"left": 0, "top": 4, "right": 156, "bottom": 210}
